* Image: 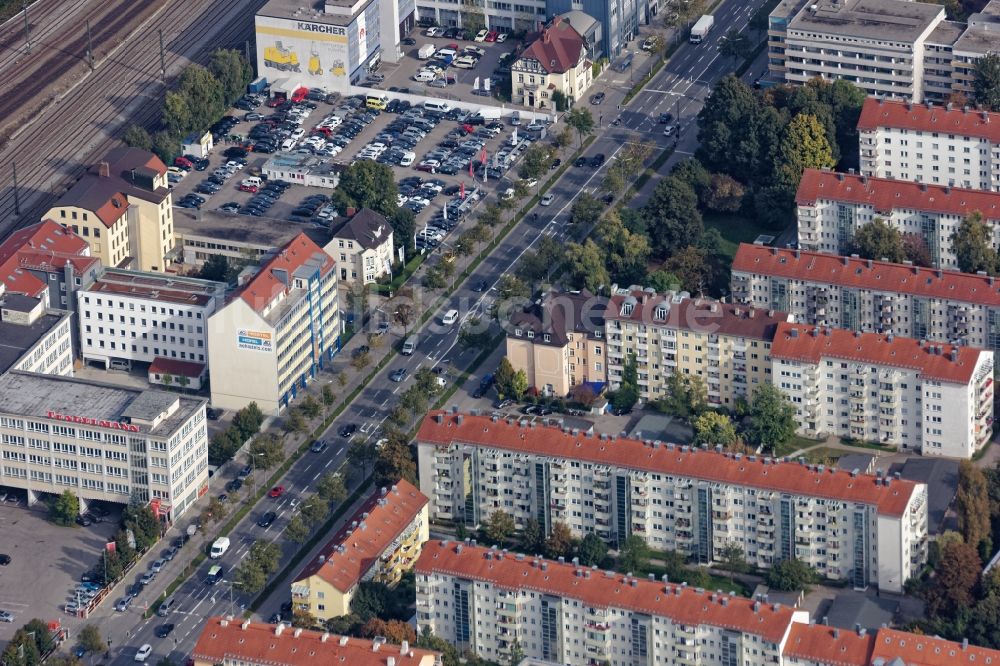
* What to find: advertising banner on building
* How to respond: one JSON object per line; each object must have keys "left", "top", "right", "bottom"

{"left": 237, "top": 329, "right": 273, "bottom": 353}
{"left": 255, "top": 16, "right": 351, "bottom": 90}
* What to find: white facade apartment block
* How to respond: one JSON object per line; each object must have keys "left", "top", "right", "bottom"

{"left": 78, "top": 269, "right": 225, "bottom": 369}
{"left": 857, "top": 98, "right": 1000, "bottom": 191}
{"left": 0, "top": 372, "right": 208, "bottom": 520}
{"left": 731, "top": 243, "right": 1000, "bottom": 355}
{"left": 208, "top": 233, "right": 340, "bottom": 415}
{"left": 771, "top": 322, "right": 994, "bottom": 458}
{"left": 416, "top": 540, "right": 809, "bottom": 666}
{"left": 795, "top": 168, "right": 1000, "bottom": 271}
{"left": 0, "top": 294, "right": 74, "bottom": 377}
{"left": 415, "top": 412, "right": 928, "bottom": 592}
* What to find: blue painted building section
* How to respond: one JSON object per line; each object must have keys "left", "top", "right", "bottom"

{"left": 279, "top": 268, "right": 341, "bottom": 410}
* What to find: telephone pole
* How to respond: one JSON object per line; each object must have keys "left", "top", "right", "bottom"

{"left": 22, "top": 0, "right": 30, "bottom": 54}
{"left": 158, "top": 29, "right": 166, "bottom": 81}
{"left": 86, "top": 20, "right": 95, "bottom": 71}
{"left": 12, "top": 162, "right": 21, "bottom": 216}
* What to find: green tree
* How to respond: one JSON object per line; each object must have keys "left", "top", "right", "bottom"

{"left": 570, "top": 192, "right": 605, "bottom": 226}
{"left": 400, "top": 385, "right": 429, "bottom": 414}
{"left": 494, "top": 357, "right": 528, "bottom": 400}
{"left": 697, "top": 75, "right": 771, "bottom": 184}
{"left": 974, "top": 53, "right": 1000, "bottom": 112}
{"left": 551, "top": 89, "right": 569, "bottom": 112}
{"left": 284, "top": 409, "right": 307, "bottom": 434}
{"left": 925, "top": 540, "right": 981, "bottom": 618}
{"left": 197, "top": 254, "right": 229, "bottom": 282}
{"left": 393, "top": 301, "right": 416, "bottom": 336}
{"left": 718, "top": 541, "right": 750, "bottom": 581}
{"left": 347, "top": 437, "right": 376, "bottom": 477}
{"left": 594, "top": 212, "right": 651, "bottom": 285}
{"left": 389, "top": 208, "right": 416, "bottom": 256}
{"left": 317, "top": 472, "right": 347, "bottom": 504}
{"left": 774, "top": 113, "right": 836, "bottom": 194}
{"left": 718, "top": 28, "right": 751, "bottom": 63}
{"left": 321, "top": 384, "right": 336, "bottom": 410}
{"left": 373, "top": 437, "right": 417, "bottom": 488}
{"left": 177, "top": 64, "right": 225, "bottom": 131}
{"left": 519, "top": 143, "right": 555, "bottom": 179}
{"left": 952, "top": 211, "right": 1000, "bottom": 275}
{"left": 484, "top": 510, "right": 516, "bottom": 546}
{"left": 162, "top": 91, "right": 192, "bottom": 137}
{"left": 577, "top": 532, "right": 609, "bottom": 567}
{"left": 78, "top": 625, "right": 104, "bottom": 656}
{"left": 671, "top": 158, "right": 712, "bottom": 200}
{"left": 765, "top": 558, "right": 818, "bottom": 591}
{"left": 300, "top": 494, "right": 329, "bottom": 527}
{"left": 545, "top": 521, "right": 576, "bottom": 559}
{"left": 151, "top": 130, "right": 180, "bottom": 164}
{"left": 646, "top": 269, "right": 682, "bottom": 292}
{"left": 300, "top": 396, "right": 321, "bottom": 419}
{"left": 521, "top": 517, "right": 545, "bottom": 554}
{"left": 618, "top": 535, "right": 651, "bottom": 574}
{"left": 517, "top": 236, "right": 566, "bottom": 283}
{"left": 478, "top": 202, "right": 504, "bottom": 228}
{"left": 208, "top": 49, "right": 253, "bottom": 106}
{"left": 50, "top": 490, "right": 80, "bottom": 526}
{"left": 849, "top": 218, "right": 906, "bottom": 263}
{"left": 745, "top": 384, "right": 797, "bottom": 451}
{"left": 232, "top": 402, "right": 264, "bottom": 440}
{"left": 957, "top": 460, "right": 992, "bottom": 553}
{"left": 660, "top": 373, "right": 708, "bottom": 424}
{"left": 248, "top": 432, "right": 284, "bottom": 470}
{"left": 123, "top": 124, "right": 153, "bottom": 151}
{"left": 693, "top": 411, "right": 739, "bottom": 447}
{"left": 210, "top": 428, "right": 242, "bottom": 465}
{"left": 234, "top": 558, "right": 268, "bottom": 594}
{"left": 642, "top": 176, "right": 703, "bottom": 259}
{"left": 703, "top": 173, "right": 745, "bottom": 212}
{"left": 333, "top": 161, "right": 399, "bottom": 218}
{"left": 284, "top": 514, "right": 311, "bottom": 543}
{"left": 564, "top": 107, "right": 595, "bottom": 147}
{"left": 564, "top": 239, "right": 610, "bottom": 293}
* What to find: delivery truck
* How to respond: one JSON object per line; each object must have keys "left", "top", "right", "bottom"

{"left": 418, "top": 44, "right": 436, "bottom": 59}
{"left": 690, "top": 14, "right": 714, "bottom": 43}
{"left": 210, "top": 536, "right": 230, "bottom": 559}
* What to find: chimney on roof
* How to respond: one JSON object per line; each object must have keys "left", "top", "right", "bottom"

{"left": 947, "top": 102, "right": 954, "bottom": 111}
{"left": 963, "top": 638, "right": 969, "bottom": 650}
{"left": 920, "top": 182, "right": 927, "bottom": 192}
{"left": 97, "top": 162, "right": 110, "bottom": 178}
{"left": 275, "top": 624, "right": 285, "bottom": 636}
{"left": 836, "top": 172, "right": 844, "bottom": 181}
{"left": 346, "top": 206, "right": 357, "bottom": 217}
{"left": 944, "top": 186, "right": 951, "bottom": 194}
{"left": 320, "top": 632, "right": 330, "bottom": 642}
{"left": 293, "top": 628, "right": 303, "bottom": 638}
{"left": 983, "top": 111, "right": 990, "bottom": 123}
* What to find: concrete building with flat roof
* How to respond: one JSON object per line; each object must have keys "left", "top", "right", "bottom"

{"left": 77, "top": 268, "right": 225, "bottom": 374}
{"left": 0, "top": 294, "right": 74, "bottom": 378}
{"left": 261, "top": 152, "right": 340, "bottom": 189}
{"left": 0, "top": 372, "right": 208, "bottom": 519}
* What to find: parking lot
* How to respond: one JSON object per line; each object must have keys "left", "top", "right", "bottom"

{"left": 0, "top": 501, "right": 118, "bottom": 639}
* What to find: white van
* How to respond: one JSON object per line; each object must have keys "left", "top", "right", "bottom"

{"left": 241, "top": 177, "right": 262, "bottom": 188}
{"left": 413, "top": 70, "right": 436, "bottom": 82}
{"left": 434, "top": 48, "right": 458, "bottom": 60}
{"left": 424, "top": 100, "right": 452, "bottom": 113}
{"left": 210, "top": 536, "right": 230, "bottom": 559}
{"left": 399, "top": 152, "right": 416, "bottom": 166}
{"left": 402, "top": 336, "right": 418, "bottom": 355}
{"left": 441, "top": 309, "right": 459, "bottom": 325}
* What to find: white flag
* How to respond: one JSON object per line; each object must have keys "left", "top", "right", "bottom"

{"left": 484, "top": 78, "right": 491, "bottom": 92}
{"left": 473, "top": 76, "right": 480, "bottom": 89}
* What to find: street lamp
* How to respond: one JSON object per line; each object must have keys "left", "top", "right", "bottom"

{"left": 249, "top": 452, "right": 266, "bottom": 498}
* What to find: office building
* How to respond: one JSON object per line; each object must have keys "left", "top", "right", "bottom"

{"left": 506, "top": 290, "right": 607, "bottom": 397}
{"left": 330, "top": 208, "right": 395, "bottom": 284}
{"left": 291, "top": 480, "right": 428, "bottom": 620}
{"left": 261, "top": 152, "right": 340, "bottom": 189}
{"left": 732, "top": 243, "right": 1000, "bottom": 355}
{"left": 192, "top": 617, "right": 441, "bottom": 666}
{"left": 605, "top": 287, "right": 789, "bottom": 406}
{"left": 511, "top": 17, "right": 592, "bottom": 109}
{"left": 77, "top": 268, "right": 225, "bottom": 373}
{"left": 45, "top": 148, "right": 175, "bottom": 272}
{"left": 858, "top": 97, "right": 1000, "bottom": 191}
{"left": 0, "top": 294, "right": 74, "bottom": 377}
{"left": 255, "top": 0, "right": 409, "bottom": 97}
{"left": 207, "top": 233, "right": 340, "bottom": 414}
{"left": 771, "top": 322, "right": 994, "bottom": 458}
{"left": 547, "top": 0, "right": 650, "bottom": 59}
{"left": 795, "top": 168, "right": 1000, "bottom": 270}
{"left": 0, "top": 372, "right": 208, "bottom": 519}
{"left": 415, "top": 411, "right": 928, "bottom": 592}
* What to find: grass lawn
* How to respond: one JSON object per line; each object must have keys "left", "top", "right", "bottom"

{"left": 704, "top": 212, "right": 774, "bottom": 259}
{"left": 805, "top": 446, "right": 848, "bottom": 464}
{"left": 771, "top": 435, "right": 823, "bottom": 458}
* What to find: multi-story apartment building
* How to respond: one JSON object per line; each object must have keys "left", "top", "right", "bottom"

{"left": 771, "top": 322, "right": 994, "bottom": 458}
{"left": 77, "top": 269, "right": 225, "bottom": 372}
{"left": 417, "top": 540, "right": 1000, "bottom": 666}
{"left": 416, "top": 411, "right": 928, "bottom": 592}
{"left": 506, "top": 290, "right": 607, "bottom": 397}
{"left": 604, "top": 287, "right": 788, "bottom": 406}
{"left": 207, "top": 233, "right": 340, "bottom": 414}
{"left": 0, "top": 372, "right": 208, "bottom": 519}
{"left": 0, "top": 294, "right": 74, "bottom": 378}
{"left": 858, "top": 98, "right": 1000, "bottom": 190}
{"left": 291, "top": 481, "right": 428, "bottom": 621}
{"left": 795, "top": 168, "right": 1000, "bottom": 270}
{"left": 732, "top": 243, "right": 1000, "bottom": 354}
{"left": 192, "top": 618, "right": 441, "bottom": 666}
{"left": 330, "top": 208, "right": 395, "bottom": 285}
{"left": 416, "top": 539, "right": 810, "bottom": 665}
{"left": 767, "top": 0, "right": 1000, "bottom": 102}
{"left": 46, "top": 149, "right": 175, "bottom": 272}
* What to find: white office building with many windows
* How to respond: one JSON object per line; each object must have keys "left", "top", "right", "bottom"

{"left": 0, "top": 372, "right": 208, "bottom": 519}
{"left": 77, "top": 269, "right": 225, "bottom": 372}
{"left": 416, "top": 411, "right": 928, "bottom": 593}
{"left": 771, "top": 322, "right": 994, "bottom": 458}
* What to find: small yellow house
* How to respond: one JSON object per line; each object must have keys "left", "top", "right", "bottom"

{"left": 291, "top": 480, "right": 428, "bottom": 620}
{"left": 512, "top": 17, "right": 593, "bottom": 109}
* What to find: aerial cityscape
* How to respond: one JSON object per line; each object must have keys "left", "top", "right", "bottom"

{"left": 2, "top": 0, "right": 1000, "bottom": 664}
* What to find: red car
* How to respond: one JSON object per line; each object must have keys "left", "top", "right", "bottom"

{"left": 485, "top": 31, "right": 498, "bottom": 42}
{"left": 291, "top": 87, "right": 309, "bottom": 103}
{"left": 174, "top": 156, "right": 193, "bottom": 170}
{"left": 269, "top": 486, "right": 285, "bottom": 498}
{"left": 267, "top": 96, "right": 286, "bottom": 108}
{"left": 239, "top": 184, "right": 258, "bottom": 193}
{"left": 447, "top": 42, "right": 459, "bottom": 51}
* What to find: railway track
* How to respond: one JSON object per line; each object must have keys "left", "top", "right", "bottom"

{"left": 0, "top": 0, "right": 265, "bottom": 239}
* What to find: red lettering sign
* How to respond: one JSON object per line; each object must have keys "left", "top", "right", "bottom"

{"left": 46, "top": 411, "right": 140, "bottom": 432}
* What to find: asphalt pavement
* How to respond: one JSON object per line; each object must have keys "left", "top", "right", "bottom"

{"left": 88, "top": 2, "right": 766, "bottom": 661}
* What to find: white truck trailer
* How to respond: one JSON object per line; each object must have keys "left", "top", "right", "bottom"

{"left": 690, "top": 15, "right": 715, "bottom": 43}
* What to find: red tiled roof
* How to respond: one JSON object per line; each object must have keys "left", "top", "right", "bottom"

{"left": 518, "top": 18, "right": 584, "bottom": 74}
{"left": 857, "top": 97, "right": 1000, "bottom": 144}
{"left": 732, "top": 243, "right": 1000, "bottom": 308}
{"left": 771, "top": 321, "right": 983, "bottom": 384}
{"left": 416, "top": 412, "right": 919, "bottom": 515}
{"left": 783, "top": 623, "right": 874, "bottom": 666}
{"left": 869, "top": 628, "right": 1000, "bottom": 665}
{"left": 238, "top": 233, "right": 335, "bottom": 314}
{"left": 295, "top": 480, "right": 428, "bottom": 593}
{"left": 191, "top": 617, "right": 440, "bottom": 666}
{"left": 607, "top": 290, "right": 788, "bottom": 340}
{"left": 148, "top": 357, "right": 206, "bottom": 379}
{"left": 796, "top": 169, "right": 1000, "bottom": 219}
{"left": 0, "top": 220, "right": 94, "bottom": 298}
{"left": 416, "top": 540, "right": 796, "bottom": 643}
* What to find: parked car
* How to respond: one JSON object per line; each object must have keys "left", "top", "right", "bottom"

{"left": 0, "top": 611, "right": 14, "bottom": 623}
{"left": 269, "top": 486, "right": 285, "bottom": 498}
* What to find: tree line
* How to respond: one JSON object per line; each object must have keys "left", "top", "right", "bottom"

{"left": 208, "top": 401, "right": 264, "bottom": 465}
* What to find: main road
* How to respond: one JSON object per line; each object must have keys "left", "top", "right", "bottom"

{"left": 91, "top": 1, "right": 765, "bottom": 661}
